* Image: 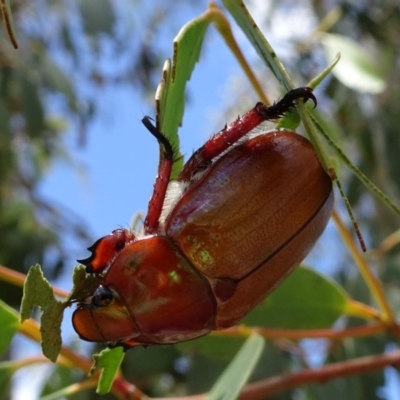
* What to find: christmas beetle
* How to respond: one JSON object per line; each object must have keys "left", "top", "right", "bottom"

{"left": 72, "top": 87, "right": 334, "bottom": 349}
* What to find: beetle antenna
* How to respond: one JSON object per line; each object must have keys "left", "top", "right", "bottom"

{"left": 142, "top": 116, "right": 175, "bottom": 161}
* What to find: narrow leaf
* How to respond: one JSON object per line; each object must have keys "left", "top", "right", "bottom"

{"left": 242, "top": 266, "right": 349, "bottom": 329}
{"left": 0, "top": 361, "right": 14, "bottom": 399}
{"left": 0, "top": 300, "right": 20, "bottom": 355}
{"left": 91, "top": 347, "right": 124, "bottom": 394}
{"left": 223, "top": 0, "right": 293, "bottom": 89}
{"left": 156, "top": 13, "right": 214, "bottom": 177}
{"left": 322, "top": 34, "right": 385, "bottom": 93}
{"left": 207, "top": 334, "right": 264, "bottom": 400}
{"left": 177, "top": 335, "right": 245, "bottom": 359}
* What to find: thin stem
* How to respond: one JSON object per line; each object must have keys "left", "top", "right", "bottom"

{"left": 332, "top": 209, "right": 394, "bottom": 323}
{"left": 211, "top": 322, "right": 387, "bottom": 341}
{"left": 2, "top": 355, "right": 61, "bottom": 371}
{"left": 0, "top": 265, "right": 27, "bottom": 288}
{"left": 239, "top": 349, "right": 400, "bottom": 400}
{"left": 40, "top": 379, "right": 99, "bottom": 400}
{"left": 0, "top": 0, "right": 18, "bottom": 48}
{"left": 344, "top": 299, "right": 382, "bottom": 321}
{"left": 378, "top": 229, "right": 400, "bottom": 253}
{"left": 160, "top": 349, "right": 400, "bottom": 400}
{"left": 0, "top": 264, "right": 68, "bottom": 298}
{"left": 206, "top": 3, "right": 270, "bottom": 105}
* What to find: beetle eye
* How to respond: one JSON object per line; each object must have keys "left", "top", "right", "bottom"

{"left": 92, "top": 286, "right": 114, "bottom": 308}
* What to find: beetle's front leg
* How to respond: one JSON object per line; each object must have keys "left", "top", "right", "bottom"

{"left": 179, "top": 87, "right": 316, "bottom": 181}
{"left": 77, "top": 228, "right": 135, "bottom": 273}
{"left": 142, "top": 117, "right": 175, "bottom": 234}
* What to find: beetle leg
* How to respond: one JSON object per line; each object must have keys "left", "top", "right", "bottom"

{"left": 179, "top": 87, "right": 316, "bottom": 181}
{"left": 142, "top": 117, "right": 175, "bottom": 234}
{"left": 77, "top": 228, "right": 135, "bottom": 273}
{"left": 258, "top": 86, "right": 317, "bottom": 120}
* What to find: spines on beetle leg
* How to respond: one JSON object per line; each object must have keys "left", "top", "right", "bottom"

{"left": 179, "top": 87, "right": 316, "bottom": 182}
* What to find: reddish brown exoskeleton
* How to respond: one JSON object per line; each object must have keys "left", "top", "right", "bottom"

{"left": 72, "top": 88, "right": 333, "bottom": 349}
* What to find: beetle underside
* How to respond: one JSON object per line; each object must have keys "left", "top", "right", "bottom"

{"left": 73, "top": 88, "right": 334, "bottom": 348}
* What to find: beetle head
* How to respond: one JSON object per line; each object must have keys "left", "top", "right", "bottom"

{"left": 72, "top": 236, "right": 216, "bottom": 347}
{"left": 72, "top": 285, "right": 140, "bottom": 344}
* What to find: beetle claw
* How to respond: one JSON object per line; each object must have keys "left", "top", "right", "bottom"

{"left": 282, "top": 86, "right": 317, "bottom": 109}
{"left": 77, "top": 255, "right": 91, "bottom": 268}
{"left": 257, "top": 86, "right": 317, "bottom": 121}
{"left": 77, "top": 237, "right": 104, "bottom": 273}
{"left": 77, "top": 229, "right": 135, "bottom": 273}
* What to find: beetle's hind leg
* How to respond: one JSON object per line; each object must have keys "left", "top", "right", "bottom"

{"left": 178, "top": 87, "right": 316, "bottom": 182}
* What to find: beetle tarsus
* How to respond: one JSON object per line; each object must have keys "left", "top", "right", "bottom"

{"left": 281, "top": 87, "right": 317, "bottom": 108}
{"left": 257, "top": 87, "right": 317, "bottom": 120}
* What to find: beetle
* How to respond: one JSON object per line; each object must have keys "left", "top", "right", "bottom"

{"left": 72, "top": 87, "right": 334, "bottom": 349}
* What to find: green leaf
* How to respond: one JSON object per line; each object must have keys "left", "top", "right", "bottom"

{"left": 91, "top": 347, "right": 124, "bottom": 394}
{"left": 275, "top": 108, "right": 302, "bottom": 131}
{"left": 308, "top": 52, "right": 341, "bottom": 89}
{"left": 67, "top": 264, "right": 101, "bottom": 303}
{"left": 310, "top": 111, "right": 400, "bottom": 217}
{"left": 275, "top": 54, "right": 341, "bottom": 132}
{"left": 0, "top": 361, "right": 14, "bottom": 399}
{"left": 242, "top": 266, "right": 348, "bottom": 329}
{"left": 0, "top": 300, "right": 19, "bottom": 355}
{"left": 156, "top": 13, "right": 213, "bottom": 178}
{"left": 20, "top": 265, "right": 54, "bottom": 321}
{"left": 20, "top": 264, "right": 65, "bottom": 361}
{"left": 177, "top": 335, "right": 246, "bottom": 359}
{"left": 223, "top": 0, "right": 293, "bottom": 90}
{"left": 206, "top": 334, "right": 264, "bottom": 400}
{"left": 40, "top": 302, "right": 65, "bottom": 362}
{"left": 321, "top": 34, "right": 385, "bottom": 94}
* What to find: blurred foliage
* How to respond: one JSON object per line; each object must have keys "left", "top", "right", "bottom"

{"left": 1, "top": 0, "right": 400, "bottom": 400}
{"left": 0, "top": 0, "right": 179, "bottom": 306}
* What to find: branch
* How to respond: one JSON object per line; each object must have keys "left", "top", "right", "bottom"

{"left": 240, "top": 349, "right": 400, "bottom": 399}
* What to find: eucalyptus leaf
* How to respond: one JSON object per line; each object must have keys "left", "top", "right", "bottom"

{"left": 177, "top": 335, "right": 246, "bottom": 359}
{"left": 322, "top": 34, "right": 385, "bottom": 93}
{"left": 0, "top": 361, "right": 14, "bottom": 399}
{"left": 243, "top": 266, "right": 349, "bottom": 329}
{"left": 20, "top": 264, "right": 65, "bottom": 361}
{"left": 223, "top": 0, "right": 292, "bottom": 89}
{"left": 207, "top": 334, "right": 264, "bottom": 400}
{"left": 0, "top": 300, "right": 19, "bottom": 355}
{"left": 156, "top": 13, "right": 213, "bottom": 178}
{"left": 91, "top": 347, "right": 124, "bottom": 394}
